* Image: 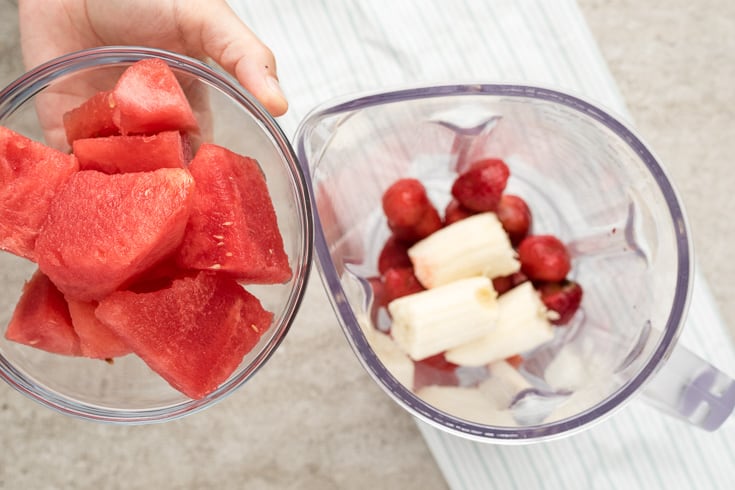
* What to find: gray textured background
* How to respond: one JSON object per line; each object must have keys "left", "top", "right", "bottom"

{"left": 0, "top": 0, "right": 733, "bottom": 488}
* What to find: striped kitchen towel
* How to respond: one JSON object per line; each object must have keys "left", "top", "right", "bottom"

{"left": 229, "top": 0, "right": 735, "bottom": 488}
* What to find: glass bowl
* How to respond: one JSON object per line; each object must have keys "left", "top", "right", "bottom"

{"left": 294, "top": 83, "right": 712, "bottom": 443}
{"left": 0, "top": 47, "right": 313, "bottom": 423}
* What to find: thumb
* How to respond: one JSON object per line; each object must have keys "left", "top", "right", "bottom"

{"left": 188, "top": 1, "right": 288, "bottom": 116}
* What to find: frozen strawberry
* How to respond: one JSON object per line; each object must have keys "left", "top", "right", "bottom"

{"left": 368, "top": 276, "right": 385, "bottom": 303}
{"left": 518, "top": 235, "right": 571, "bottom": 282}
{"left": 450, "top": 158, "right": 510, "bottom": 212}
{"left": 367, "top": 276, "right": 388, "bottom": 315}
{"left": 413, "top": 352, "right": 459, "bottom": 391}
{"left": 538, "top": 280, "right": 583, "bottom": 325}
{"left": 382, "top": 178, "right": 442, "bottom": 242}
{"left": 496, "top": 194, "right": 532, "bottom": 245}
{"left": 492, "top": 271, "right": 528, "bottom": 295}
{"left": 406, "top": 208, "right": 443, "bottom": 244}
{"left": 443, "top": 198, "right": 475, "bottom": 226}
{"left": 382, "top": 267, "right": 425, "bottom": 304}
{"left": 505, "top": 354, "right": 524, "bottom": 369}
{"left": 382, "top": 179, "right": 428, "bottom": 228}
{"left": 378, "top": 235, "right": 412, "bottom": 275}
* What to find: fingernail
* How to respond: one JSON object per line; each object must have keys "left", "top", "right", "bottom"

{"left": 265, "top": 75, "right": 286, "bottom": 101}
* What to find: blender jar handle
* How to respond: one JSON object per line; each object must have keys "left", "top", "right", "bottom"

{"left": 641, "top": 343, "right": 735, "bottom": 431}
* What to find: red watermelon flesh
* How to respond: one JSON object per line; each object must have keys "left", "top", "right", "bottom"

{"left": 176, "top": 143, "right": 292, "bottom": 284}
{"left": 35, "top": 168, "right": 195, "bottom": 301}
{"left": 72, "top": 130, "right": 189, "bottom": 173}
{"left": 0, "top": 126, "right": 79, "bottom": 260}
{"left": 95, "top": 271, "right": 273, "bottom": 399}
{"left": 124, "top": 254, "right": 183, "bottom": 293}
{"left": 67, "top": 298, "right": 132, "bottom": 359}
{"left": 112, "top": 58, "right": 199, "bottom": 135}
{"left": 5, "top": 270, "right": 82, "bottom": 356}
{"left": 62, "top": 90, "right": 119, "bottom": 145}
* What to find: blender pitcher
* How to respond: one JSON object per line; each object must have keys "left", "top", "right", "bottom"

{"left": 294, "top": 83, "right": 735, "bottom": 443}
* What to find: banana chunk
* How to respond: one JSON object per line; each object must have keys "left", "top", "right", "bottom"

{"left": 408, "top": 212, "right": 520, "bottom": 289}
{"left": 478, "top": 359, "right": 534, "bottom": 408}
{"left": 445, "top": 282, "right": 554, "bottom": 366}
{"left": 388, "top": 276, "right": 499, "bottom": 361}
{"left": 357, "top": 313, "right": 415, "bottom": 387}
{"left": 417, "top": 385, "right": 518, "bottom": 426}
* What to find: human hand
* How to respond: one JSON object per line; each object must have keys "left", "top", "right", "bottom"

{"left": 19, "top": 0, "right": 287, "bottom": 139}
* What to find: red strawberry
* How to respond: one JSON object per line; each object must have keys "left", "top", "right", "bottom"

{"left": 496, "top": 194, "right": 532, "bottom": 245}
{"left": 491, "top": 271, "right": 528, "bottom": 295}
{"left": 367, "top": 276, "right": 394, "bottom": 333}
{"left": 443, "top": 198, "right": 476, "bottom": 226}
{"left": 538, "top": 280, "right": 583, "bottom": 325}
{"left": 409, "top": 207, "right": 443, "bottom": 243}
{"left": 517, "top": 235, "right": 571, "bottom": 282}
{"left": 505, "top": 354, "right": 524, "bottom": 369}
{"left": 382, "top": 178, "right": 428, "bottom": 227}
{"left": 368, "top": 276, "right": 387, "bottom": 309}
{"left": 413, "top": 352, "right": 459, "bottom": 391}
{"left": 382, "top": 178, "right": 441, "bottom": 242}
{"left": 450, "top": 158, "right": 510, "bottom": 212}
{"left": 382, "top": 267, "right": 425, "bottom": 303}
{"left": 378, "top": 235, "right": 412, "bottom": 275}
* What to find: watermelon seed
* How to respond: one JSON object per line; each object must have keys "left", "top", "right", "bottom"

{"left": 210, "top": 264, "right": 222, "bottom": 270}
{"left": 213, "top": 234, "right": 224, "bottom": 240}
{"left": 222, "top": 221, "right": 233, "bottom": 226}
{"left": 250, "top": 324, "right": 259, "bottom": 333}
{"left": 225, "top": 252, "right": 233, "bottom": 257}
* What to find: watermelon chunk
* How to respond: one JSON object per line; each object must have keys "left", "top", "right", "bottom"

{"left": 62, "top": 59, "right": 198, "bottom": 144}
{"left": 62, "top": 90, "right": 119, "bottom": 144}
{"left": 0, "top": 126, "right": 79, "bottom": 260}
{"left": 35, "top": 168, "right": 195, "bottom": 301}
{"left": 5, "top": 270, "right": 82, "bottom": 356}
{"left": 112, "top": 58, "right": 199, "bottom": 135}
{"left": 67, "top": 299, "right": 132, "bottom": 359}
{"left": 95, "top": 271, "right": 273, "bottom": 399}
{"left": 176, "top": 144, "right": 292, "bottom": 284}
{"left": 72, "top": 130, "right": 190, "bottom": 173}
{"left": 124, "top": 254, "right": 182, "bottom": 293}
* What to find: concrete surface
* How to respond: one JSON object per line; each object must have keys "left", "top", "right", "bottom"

{"left": 0, "top": 0, "right": 733, "bottom": 489}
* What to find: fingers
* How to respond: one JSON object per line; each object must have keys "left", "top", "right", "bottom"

{"left": 189, "top": 1, "right": 288, "bottom": 117}
{"left": 234, "top": 54, "right": 289, "bottom": 118}
{"left": 18, "top": 0, "right": 97, "bottom": 70}
{"left": 20, "top": 0, "right": 289, "bottom": 117}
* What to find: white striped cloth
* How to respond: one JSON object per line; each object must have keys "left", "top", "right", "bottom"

{"left": 229, "top": 1, "right": 735, "bottom": 488}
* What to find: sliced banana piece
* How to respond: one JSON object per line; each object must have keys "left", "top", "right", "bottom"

{"left": 367, "top": 330, "right": 416, "bottom": 388}
{"left": 388, "top": 276, "right": 499, "bottom": 361}
{"left": 417, "top": 385, "right": 518, "bottom": 426}
{"left": 544, "top": 383, "right": 612, "bottom": 424}
{"left": 477, "top": 359, "right": 534, "bottom": 409}
{"left": 356, "top": 313, "right": 415, "bottom": 388}
{"left": 408, "top": 212, "right": 520, "bottom": 289}
{"left": 543, "top": 346, "right": 588, "bottom": 392}
{"left": 445, "top": 282, "right": 554, "bottom": 366}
